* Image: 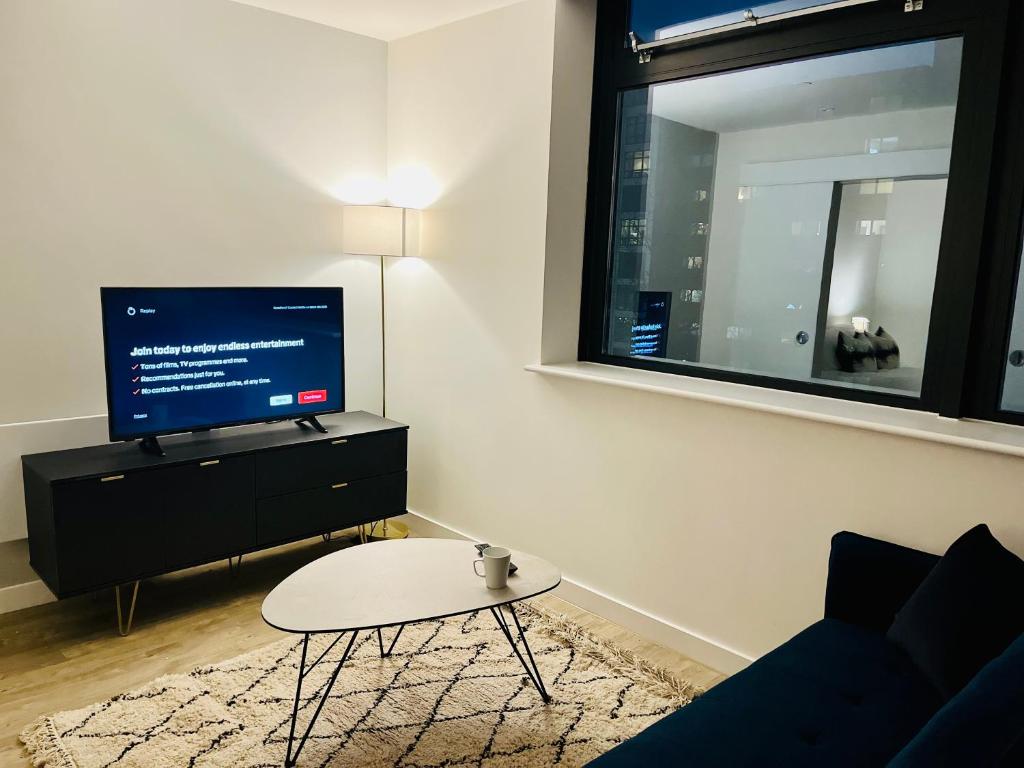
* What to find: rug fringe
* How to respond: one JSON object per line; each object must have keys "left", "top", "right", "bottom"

{"left": 20, "top": 715, "right": 78, "bottom": 768}
{"left": 519, "top": 601, "right": 707, "bottom": 706}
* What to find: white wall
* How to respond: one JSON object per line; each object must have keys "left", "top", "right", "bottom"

{"left": 0, "top": 0, "right": 388, "bottom": 542}
{"left": 387, "top": 0, "right": 1024, "bottom": 667}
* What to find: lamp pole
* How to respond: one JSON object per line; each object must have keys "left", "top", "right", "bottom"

{"left": 380, "top": 252, "right": 387, "bottom": 419}
{"left": 341, "top": 204, "right": 420, "bottom": 542}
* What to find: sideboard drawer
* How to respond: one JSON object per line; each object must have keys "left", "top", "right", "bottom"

{"left": 255, "top": 430, "right": 406, "bottom": 497}
{"left": 256, "top": 471, "right": 407, "bottom": 545}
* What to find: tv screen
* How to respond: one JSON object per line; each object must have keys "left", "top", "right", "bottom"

{"left": 101, "top": 287, "right": 344, "bottom": 441}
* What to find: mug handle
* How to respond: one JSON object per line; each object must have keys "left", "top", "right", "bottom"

{"left": 473, "top": 559, "right": 485, "bottom": 577}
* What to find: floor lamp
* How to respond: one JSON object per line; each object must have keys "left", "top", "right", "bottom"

{"left": 342, "top": 204, "right": 421, "bottom": 541}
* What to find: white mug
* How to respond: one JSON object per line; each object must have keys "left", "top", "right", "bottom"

{"left": 473, "top": 546, "right": 511, "bottom": 589}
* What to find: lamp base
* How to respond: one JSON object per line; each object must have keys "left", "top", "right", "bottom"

{"left": 363, "top": 519, "right": 410, "bottom": 542}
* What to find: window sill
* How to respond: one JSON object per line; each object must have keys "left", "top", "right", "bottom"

{"left": 525, "top": 361, "right": 1024, "bottom": 458}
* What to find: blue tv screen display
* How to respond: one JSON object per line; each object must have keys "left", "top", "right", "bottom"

{"left": 101, "top": 287, "right": 344, "bottom": 440}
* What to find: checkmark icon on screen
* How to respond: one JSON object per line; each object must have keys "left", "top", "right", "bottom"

{"left": 131, "top": 364, "right": 140, "bottom": 370}
{"left": 132, "top": 389, "right": 141, "bottom": 396}
{"left": 132, "top": 377, "right": 140, "bottom": 383}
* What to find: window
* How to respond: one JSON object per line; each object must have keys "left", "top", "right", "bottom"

{"left": 618, "top": 217, "right": 647, "bottom": 247}
{"left": 580, "top": 0, "right": 1015, "bottom": 416}
{"left": 629, "top": 149, "right": 651, "bottom": 176}
{"left": 630, "top": 0, "right": 860, "bottom": 45}
{"left": 603, "top": 39, "right": 959, "bottom": 396}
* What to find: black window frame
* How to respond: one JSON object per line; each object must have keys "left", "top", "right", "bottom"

{"left": 578, "top": 0, "right": 1015, "bottom": 418}
{"left": 961, "top": 6, "right": 1024, "bottom": 425}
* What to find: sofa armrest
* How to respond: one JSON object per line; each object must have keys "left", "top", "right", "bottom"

{"left": 824, "top": 531, "right": 939, "bottom": 632}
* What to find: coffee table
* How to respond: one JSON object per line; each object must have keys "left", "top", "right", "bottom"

{"left": 261, "top": 538, "right": 561, "bottom": 767}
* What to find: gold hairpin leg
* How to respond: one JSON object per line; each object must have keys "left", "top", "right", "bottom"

{"left": 115, "top": 581, "right": 140, "bottom": 637}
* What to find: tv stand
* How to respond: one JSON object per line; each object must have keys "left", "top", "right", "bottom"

{"left": 138, "top": 435, "right": 165, "bottom": 457}
{"left": 294, "top": 415, "right": 329, "bottom": 434}
{"left": 22, "top": 412, "right": 408, "bottom": 634}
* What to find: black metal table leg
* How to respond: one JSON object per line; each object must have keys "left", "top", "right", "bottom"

{"left": 490, "top": 603, "right": 550, "bottom": 703}
{"left": 376, "top": 624, "right": 405, "bottom": 658}
{"left": 284, "top": 630, "right": 359, "bottom": 767}
{"left": 285, "top": 634, "right": 309, "bottom": 766}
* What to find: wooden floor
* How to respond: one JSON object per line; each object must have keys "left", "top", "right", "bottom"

{"left": 0, "top": 530, "right": 725, "bottom": 765}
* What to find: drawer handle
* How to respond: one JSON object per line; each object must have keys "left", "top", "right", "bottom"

{"left": 331, "top": 482, "right": 349, "bottom": 490}
{"left": 331, "top": 439, "right": 348, "bottom": 445}
{"left": 100, "top": 474, "right": 125, "bottom": 483}
{"left": 199, "top": 460, "right": 220, "bottom": 467}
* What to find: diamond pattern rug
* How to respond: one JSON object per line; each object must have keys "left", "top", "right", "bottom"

{"left": 21, "top": 603, "right": 703, "bottom": 767}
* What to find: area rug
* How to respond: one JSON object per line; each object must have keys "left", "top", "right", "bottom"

{"left": 21, "top": 603, "right": 703, "bottom": 767}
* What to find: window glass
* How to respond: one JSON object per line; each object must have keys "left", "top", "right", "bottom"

{"left": 1000, "top": 239, "right": 1024, "bottom": 412}
{"left": 630, "top": 0, "right": 855, "bottom": 43}
{"left": 604, "top": 38, "right": 963, "bottom": 396}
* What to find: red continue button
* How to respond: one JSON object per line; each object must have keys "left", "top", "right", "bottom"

{"left": 298, "top": 389, "right": 327, "bottom": 404}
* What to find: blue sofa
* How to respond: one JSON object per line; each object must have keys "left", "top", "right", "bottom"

{"left": 589, "top": 532, "right": 1024, "bottom": 767}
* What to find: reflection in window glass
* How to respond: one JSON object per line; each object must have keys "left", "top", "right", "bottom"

{"left": 1000, "top": 240, "right": 1024, "bottom": 412}
{"left": 814, "top": 178, "right": 945, "bottom": 394}
{"left": 604, "top": 38, "right": 963, "bottom": 396}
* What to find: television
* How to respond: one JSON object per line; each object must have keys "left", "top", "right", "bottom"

{"left": 101, "top": 287, "right": 344, "bottom": 453}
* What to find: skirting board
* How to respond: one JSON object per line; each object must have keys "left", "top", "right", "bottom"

{"left": 0, "top": 578, "right": 55, "bottom": 615}
{"left": 2, "top": 515, "right": 752, "bottom": 673}
{"left": 401, "top": 509, "right": 753, "bottom": 675}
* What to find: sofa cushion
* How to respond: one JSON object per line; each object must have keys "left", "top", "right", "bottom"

{"left": 886, "top": 524, "right": 1024, "bottom": 700}
{"left": 869, "top": 327, "right": 900, "bottom": 370}
{"left": 588, "top": 619, "right": 940, "bottom": 768}
{"left": 824, "top": 531, "right": 938, "bottom": 633}
{"left": 837, "top": 331, "right": 879, "bottom": 373}
{"left": 888, "top": 631, "right": 1024, "bottom": 767}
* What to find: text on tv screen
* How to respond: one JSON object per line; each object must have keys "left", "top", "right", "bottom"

{"left": 101, "top": 287, "right": 344, "bottom": 439}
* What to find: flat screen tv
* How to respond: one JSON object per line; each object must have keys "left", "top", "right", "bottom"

{"left": 101, "top": 287, "right": 344, "bottom": 453}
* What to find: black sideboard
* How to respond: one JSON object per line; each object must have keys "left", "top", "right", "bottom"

{"left": 22, "top": 411, "right": 408, "bottom": 600}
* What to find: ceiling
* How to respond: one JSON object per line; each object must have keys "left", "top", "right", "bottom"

{"left": 651, "top": 38, "right": 963, "bottom": 134}
{"left": 227, "top": 0, "right": 524, "bottom": 41}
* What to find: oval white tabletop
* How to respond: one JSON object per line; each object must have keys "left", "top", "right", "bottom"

{"left": 262, "top": 538, "right": 561, "bottom": 634}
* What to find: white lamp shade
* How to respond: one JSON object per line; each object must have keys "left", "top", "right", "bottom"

{"left": 342, "top": 205, "right": 421, "bottom": 257}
